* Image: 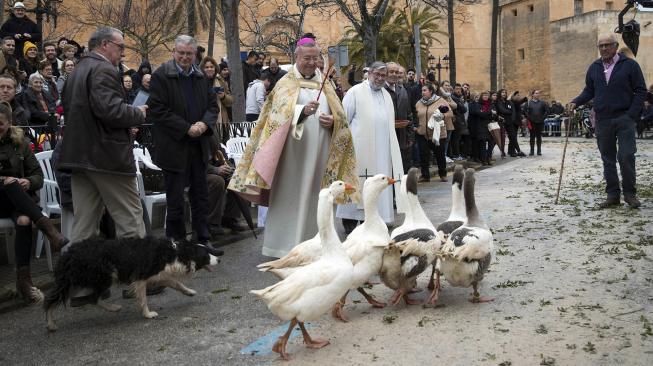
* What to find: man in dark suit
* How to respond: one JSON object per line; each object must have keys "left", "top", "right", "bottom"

{"left": 148, "top": 35, "right": 220, "bottom": 249}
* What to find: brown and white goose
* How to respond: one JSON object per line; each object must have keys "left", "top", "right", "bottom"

{"left": 380, "top": 168, "right": 440, "bottom": 305}
{"left": 424, "top": 165, "right": 466, "bottom": 305}
{"left": 439, "top": 168, "right": 494, "bottom": 303}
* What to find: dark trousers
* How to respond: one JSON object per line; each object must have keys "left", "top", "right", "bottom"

{"left": 0, "top": 181, "right": 44, "bottom": 266}
{"left": 450, "top": 130, "right": 462, "bottom": 157}
{"left": 460, "top": 134, "right": 472, "bottom": 158}
{"left": 206, "top": 174, "right": 240, "bottom": 228}
{"left": 530, "top": 122, "right": 543, "bottom": 154}
{"left": 595, "top": 115, "right": 637, "bottom": 198}
{"left": 505, "top": 123, "right": 522, "bottom": 155}
{"left": 245, "top": 113, "right": 259, "bottom": 122}
{"left": 163, "top": 145, "right": 210, "bottom": 242}
{"left": 416, "top": 134, "right": 446, "bottom": 179}
{"left": 478, "top": 138, "right": 490, "bottom": 163}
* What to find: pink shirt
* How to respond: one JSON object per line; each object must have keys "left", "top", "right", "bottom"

{"left": 603, "top": 53, "right": 619, "bottom": 84}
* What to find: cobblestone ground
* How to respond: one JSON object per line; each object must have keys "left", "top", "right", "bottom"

{"left": 0, "top": 137, "right": 651, "bottom": 366}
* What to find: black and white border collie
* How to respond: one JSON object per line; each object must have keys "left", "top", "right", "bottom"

{"left": 44, "top": 236, "right": 220, "bottom": 331}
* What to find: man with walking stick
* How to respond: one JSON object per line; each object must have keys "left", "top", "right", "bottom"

{"left": 568, "top": 33, "right": 647, "bottom": 209}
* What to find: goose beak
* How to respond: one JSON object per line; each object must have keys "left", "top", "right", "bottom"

{"left": 344, "top": 183, "right": 356, "bottom": 194}
{"left": 387, "top": 178, "right": 397, "bottom": 185}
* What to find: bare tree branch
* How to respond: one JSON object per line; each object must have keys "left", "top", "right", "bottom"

{"left": 80, "top": 0, "right": 186, "bottom": 60}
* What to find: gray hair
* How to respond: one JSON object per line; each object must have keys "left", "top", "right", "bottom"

{"left": 174, "top": 35, "right": 198, "bottom": 49}
{"left": 28, "top": 73, "right": 44, "bottom": 85}
{"left": 386, "top": 61, "right": 401, "bottom": 69}
{"left": 294, "top": 41, "right": 319, "bottom": 56}
{"left": 88, "top": 27, "right": 123, "bottom": 51}
{"left": 368, "top": 61, "right": 387, "bottom": 71}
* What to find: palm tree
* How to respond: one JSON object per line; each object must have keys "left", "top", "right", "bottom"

{"left": 340, "top": 5, "right": 446, "bottom": 69}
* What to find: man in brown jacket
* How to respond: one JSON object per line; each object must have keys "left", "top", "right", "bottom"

{"left": 59, "top": 27, "right": 147, "bottom": 242}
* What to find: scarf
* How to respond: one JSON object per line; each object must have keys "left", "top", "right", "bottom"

{"left": 420, "top": 94, "right": 439, "bottom": 106}
{"left": 481, "top": 99, "right": 492, "bottom": 113}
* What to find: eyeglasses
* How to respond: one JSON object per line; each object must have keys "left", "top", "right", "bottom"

{"left": 107, "top": 40, "right": 125, "bottom": 51}
{"left": 597, "top": 43, "right": 616, "bottom": 49}
{"left": 175, "top": 50, "right": 195, "bottom": 57}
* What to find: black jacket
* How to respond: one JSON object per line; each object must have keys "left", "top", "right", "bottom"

{"left": 59, "top": 52, "right": 145, "bottom": 175}
{"left": 468, "top": 101, "right": 492, "bottom": 140}
{"left": 385, "top": 83, "right": 414, "bottom": 151}
{"left": 0, "top": 14, "right": 42, "bottom": 59}
{"left": 10, "top": 97, "right": 29, "bottom": 126}
{"left": 242, "top": 61, "right": 259, "bottom": 94}
{"left": 148, "top": 60, "right": 217, "bottom": 173}
{"left": 495, "top": 98, "right": 513, "bottom": 125}
{"left": 131, "top": 60, "right": 152, "bottom": 90}
{"left": 451, "top": 94, "right": 468, "bottom": 132}
{"left": 525, "top": 99, "right": 549, "bottom": 124}
{"left": 572, "top": 53, "right": 647, "bottom": 121}
{"left": 0, "top": 128, "right": 43, "bottom": 193}
{"left": 263, "top": 68, "right": 287, "bottom": 92}
{"left": 22, "top": 87, "right": 55, "bottom": 125}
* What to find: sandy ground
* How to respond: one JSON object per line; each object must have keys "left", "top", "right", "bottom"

{"left": 249, "top": 138, "right": 653, "bottom": 366}
{"left": 0, "top": 137, "right": 651, "bottom": 366}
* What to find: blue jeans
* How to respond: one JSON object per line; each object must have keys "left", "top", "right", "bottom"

{"left": 595, "top": 114, "right": 637, "bottom": 198}
{"left": 444, "top": 130, "right": 452, "bottom": 157}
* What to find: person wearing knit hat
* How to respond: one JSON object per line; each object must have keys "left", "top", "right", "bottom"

{"left": 22, "top": 40, "right": 36, "bottom": 57}
{"left": 0, "top": 2, "right": 42, "bottom": 59}
{"left": 19, "top": 41, "right": 38, "bottom": 76}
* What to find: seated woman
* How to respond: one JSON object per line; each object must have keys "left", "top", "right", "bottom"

{"left": 0, "top": 101, "right": 68, "bottom": 304}
{"left": 22, "top": 73, "right": 56, "bottom": 125}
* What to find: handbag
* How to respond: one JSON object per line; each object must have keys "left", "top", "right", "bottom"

{"left": 487, "top": 122, "right": 500, "bottom": 131}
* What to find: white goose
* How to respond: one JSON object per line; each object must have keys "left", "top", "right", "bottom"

{"left": 439, "top": 168, "right": 494, "bottom": 303}
{"left": 250, "top": 182, "right": 356, "bottom": 360}
{"left": 390, "top": 168, "right": 436, "bottom": 237}
{"left": 380, "top": 168, "right": 440, "bottom": 305}
{"left": 256, "top": 180, "right": 353, "bottom": 279}
{"left": 332, "top": 174, "right": 396, "bottom": 321}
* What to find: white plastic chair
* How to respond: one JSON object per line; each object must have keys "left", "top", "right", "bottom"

{"left": 226, "top": 137, "right": 249, "bottom": 166}
{"left": 35, "top": 150, "right": 60, "bottom": 271}
{"left": 133, "top": 146, "right": 167, "bottom": 229}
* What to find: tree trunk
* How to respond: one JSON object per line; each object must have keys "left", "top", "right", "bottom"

{"left": 490, "top": 0, "right": 499, "bottom": 90}
{"left": 221, "top": 0, "right": 245, "bottom": 122}
{"left": 447, "top": 0, "right": 456, "bottom": 84}
{"left": 187, "top": 0, "right": 196, "bottom": 37}
{"left": 121, "top": 0, "right": 133, "bottom": 33}
{"left": 363, "top": 27, "right": 378, "bottom": 66}
{"left": 0, "top": 0, "right": 6, "bottom": 24}
{"left": 208, "top": 0, "right": 217, "bottom": 56}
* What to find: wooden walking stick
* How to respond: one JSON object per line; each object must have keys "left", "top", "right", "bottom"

{"left": 554, "top": 116, "right": 571, "bottom": 204}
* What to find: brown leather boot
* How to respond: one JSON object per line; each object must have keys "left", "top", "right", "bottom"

{"left": 35, "top": 216, "right": 69, "bottom": 252}
{"left": 16, "top": 266, "right": 43, "bottom": 304}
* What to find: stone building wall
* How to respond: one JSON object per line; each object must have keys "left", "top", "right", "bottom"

{"left": 499, "top": 0, "right": 551, "bottom": 98}
{"left": 550, "top": 10, "right": 653, "bottom": 103}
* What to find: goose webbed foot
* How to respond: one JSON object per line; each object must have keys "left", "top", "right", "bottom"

{"left": 388, "top": 289, "right": 403, "bottom": 306}
{"left": 469, "top": 283, "right": 493, "bottom": 303}
{"left": 331, "top": 296, "right": 350, "bottom": 322}
{"left": 299, "top": 322, "right": 330, "bottom": 349}
{"left": 423, "top": 285, "right": 440, "bottom": 308}
{"left": 427, "top": 265, "right": 437, "bottom": 290}
{"left": 272, "top": 318, "right": 297, "bottom": 361}
{"left": 402, "top": 294, "right": 422, "bottom": 305}
{"left": 357, "top": 287, "right": 386, "bottom": 308}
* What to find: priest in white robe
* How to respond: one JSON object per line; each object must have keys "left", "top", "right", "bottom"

{"left": 336, "top": 61, "right": 406, "bottom": 233}
{"left": 229, "top": 39, "right": 359, "bottom": 258}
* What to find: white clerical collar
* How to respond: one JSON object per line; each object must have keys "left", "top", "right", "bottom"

{"left": 292, "top": 64, "right": 322, "bottom": 82}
